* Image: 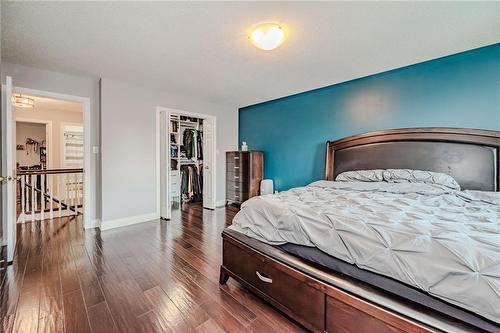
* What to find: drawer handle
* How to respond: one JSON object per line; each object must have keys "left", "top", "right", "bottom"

{"left": 256, "top": 271, "right": 273, "bottom": 283}
{"left": 234, "top": 176, "right": 239, "bottom": 179}
{"left": 234, "top": 157, "right": 240, "bottom": 160}
{"left": 234, "top": 166, "right": 239, "bottom": 169}
{"left": 234, "top": 186, "right": 239, "bottom": 189}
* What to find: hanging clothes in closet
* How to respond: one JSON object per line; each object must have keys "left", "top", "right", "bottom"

{"left": 180, "top": 164, "right": 203, "bottom": 202}
{"left": 183, "top": 129, "right": 203, "bottom": 159}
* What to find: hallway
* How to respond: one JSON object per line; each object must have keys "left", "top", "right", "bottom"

{"left": 0, "top": 203, "right": 305, "bottom": 332}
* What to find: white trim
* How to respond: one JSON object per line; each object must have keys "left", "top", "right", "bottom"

{"left": 216, "top": 199, "right": 226, "bottom": 207}
{"left": 155, "top": 109, "right": 161, "bottom": 218}
{"left": 155, "top": 106, "right": 217, "bottom": 218}
{"left": 15, "top": 117, "right": 54, "bottom": 169}
{"left": 89, "top": 218, "right": 101, "bottom": 229}
{"left": 14, "top": 86, "right": 93, "bottom": 230}
{"left": 100, "top": 213, "right": 158, "bottom": 231}
{"left": 3, "top": 76, "right": 16, "bottom": 262}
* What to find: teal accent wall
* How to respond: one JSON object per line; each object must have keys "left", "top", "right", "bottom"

{"left": 239, "top": 44, "right": 500, "bottom": 191}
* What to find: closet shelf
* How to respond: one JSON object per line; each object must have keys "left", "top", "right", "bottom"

{"left": 179, "top": 159, "right": 200, "bottom": 164}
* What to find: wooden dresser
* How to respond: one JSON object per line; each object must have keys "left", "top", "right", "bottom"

{"left": 226, "top": 151, "right": 264, "bottom": 205}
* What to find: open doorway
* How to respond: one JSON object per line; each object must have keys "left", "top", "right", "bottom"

{"left": 2, "top": 76, "right": 92, "bottom": 263}
{"left": 14, "top": 94, "right": 85, "bottom": 223}
{"left": 157, "top": 107, "right": 216, "bottom": 220}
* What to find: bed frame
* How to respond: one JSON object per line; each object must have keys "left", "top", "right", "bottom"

{"left": 220, "top": 128, "right": 500, "bottom": 333}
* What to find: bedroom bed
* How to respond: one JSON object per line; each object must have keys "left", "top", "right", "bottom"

{"left": 219, "top": 128, "right": 500, "bottom": 333}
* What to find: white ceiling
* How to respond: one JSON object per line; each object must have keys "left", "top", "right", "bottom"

{"left": 2, "top": 2, "right": 499, "bottom": 108}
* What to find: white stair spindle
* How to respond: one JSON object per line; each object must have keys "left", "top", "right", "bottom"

{"left": 65, "top": 174, "right": 69, "bottom": 214}
{"left": 75, "top": 173, "right": 80, "bottom": 214}
{"left": 34, "top": 175, "right": 38, "bottom": 219}
{"left": 73, "top": 173, "right": 77, "bottom": 215}
{"left": 40, "top": 174, "right": 45, "bottom": 220}
{"left": 58, "top": 174, "right": 62, "bottom": 217}
{"left": 49, "top": 174, "right": 53, "bottom": 220}
{"left": 31, "top": 174, "right": 36, "bottom": 221}
{"left": 21, "top": 175, "right": 25, "bottom": 223}
{"left": 25, "top": 175, "right": 30, "bottom": 215}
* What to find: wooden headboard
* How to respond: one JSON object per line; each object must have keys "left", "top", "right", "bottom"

{"left": 325, "top": 128, "right": 500, "bottom": 191}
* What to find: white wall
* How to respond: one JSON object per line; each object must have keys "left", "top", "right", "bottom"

{"left": 101, "top": 78, "right": 237, "bottom": 225}
{"left": 1, "top": 62, "right": 101, "bottom": 224}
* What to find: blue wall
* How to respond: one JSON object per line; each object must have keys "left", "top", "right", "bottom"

{"left": 239, "top": 44, "right": 500, "bottom": 191}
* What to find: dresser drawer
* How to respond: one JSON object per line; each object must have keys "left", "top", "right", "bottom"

{"left": 226, "top": 189, "right": 249, "bottom": 202}
{"left": 226, "top": 161, "right": 250, "bottom": 175}
{"left": 226, "top": 180, "right": 249, "bottom": 192}
{"left": 226, "top": 170, "right": 248, "bottom": 182}
{"left": 223, "top": 240, "right": 325, "bottom": 331}
{"left": 226, "top": 153, "right": 249, "bottom": 166}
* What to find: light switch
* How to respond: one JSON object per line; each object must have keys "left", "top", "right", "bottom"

{"left": 93, "top": 146, "right": 100, "bottom": 154}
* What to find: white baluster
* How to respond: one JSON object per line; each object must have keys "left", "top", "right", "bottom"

{"left": 25, "top": 175, "right": 30, "bottom": 215}
{"left": 71, "top": 173, "right": 75, "bottom": 215}
{"left": 58, "top": 174, "right": 62, "bottom": 217}
{"left": 40, "top": 174, "right": 45, "bottom": 221}
{"left": 65, "top": 174, "right": 69, "bottom": 214}
{"left": 49, "top": 174, "right": 54, "bottom": 220}
{"left": 21, "top": 175, "right": 25, "bottom": 223}
{"left": 31, "top": 174, "right": 36, "bottom": 221}
{"left": 75, "top": 173, "right": 80, "bottom": 213}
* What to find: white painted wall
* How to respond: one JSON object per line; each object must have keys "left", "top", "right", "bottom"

{"left": 1, "top": 62, "right": 101, "bottom": 224}
{"left": 101, "top": 78, "right": 237, "bottom": 226}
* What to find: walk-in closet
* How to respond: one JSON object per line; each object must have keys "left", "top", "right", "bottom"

{"left": 159, "top": 108, "right": 215, "bottom": 220}
{"left": 170, "top": 114, "right": 204, "bottom": 206}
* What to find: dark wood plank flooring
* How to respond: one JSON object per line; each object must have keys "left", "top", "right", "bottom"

{"left": 0, "top": 203, "right": 306, "bottom": 333}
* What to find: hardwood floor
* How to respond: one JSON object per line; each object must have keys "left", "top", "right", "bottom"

{"left": 0, "top": 203, "right": 306, "bottom": 333}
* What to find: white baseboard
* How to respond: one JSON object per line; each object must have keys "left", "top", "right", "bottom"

{"left": 86, "top": 218, "right": 101, "bottom": 229}
{"left": 216, "top": 199, "right": 226, "bottom": 208}
{"left": 100, "top": 212, "right": 159, "bottom": 231}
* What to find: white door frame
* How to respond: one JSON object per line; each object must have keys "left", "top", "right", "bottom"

{"left": 15, "top": 118, "right": 54, "bottom": 169}
{"left": 155, "top": 106, "right": 217, "bottom": 218}
{"left": 14, "top": 86, "right": 92, "bottom": 229}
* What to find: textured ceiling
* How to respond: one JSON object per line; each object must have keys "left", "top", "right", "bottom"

{"left": 2, "top": 1, "right": 499, "bottom": 107}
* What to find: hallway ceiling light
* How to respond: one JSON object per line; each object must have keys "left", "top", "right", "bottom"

{"left": 13, "top": 94, "right": 35, "bottom": 109}
{"left": 248, "top": 23, "right": 286, "bottom": 51}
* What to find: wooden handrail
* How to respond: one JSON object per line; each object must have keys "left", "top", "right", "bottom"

{"left": 17, "top": 168, "right": 83, "bottom": 175}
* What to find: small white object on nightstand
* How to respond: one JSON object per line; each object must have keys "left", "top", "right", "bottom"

{"left": 260, "top": 179, "right": 274, "bottom": 195}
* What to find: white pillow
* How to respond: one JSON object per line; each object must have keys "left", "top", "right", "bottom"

{"left": 382, "top": 169, "right": 461, "bottom": 190}
{"left": 336, "top": 169, "right": 384, "bottom": 182}
{"left": 335, "top": 168, "right": 461, "bottom": 191}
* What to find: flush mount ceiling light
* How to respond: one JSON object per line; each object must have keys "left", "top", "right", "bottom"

{"left": 12, "top": 94, "right": 35, "bottom": 109}
{"left": 248, "top": 23, "right": 286, "bottom": 51}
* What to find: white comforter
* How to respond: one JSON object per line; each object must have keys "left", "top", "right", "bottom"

{"left": 229, "top": 181, "right": 500, "bottom": 323}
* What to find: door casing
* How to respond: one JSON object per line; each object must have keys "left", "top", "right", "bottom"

{"left": 6, "top": 85, "right": 93, "bottom": 230}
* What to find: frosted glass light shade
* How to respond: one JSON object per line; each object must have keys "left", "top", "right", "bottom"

{"left": 249, "top": 23, "right": 286, "bottom": 51}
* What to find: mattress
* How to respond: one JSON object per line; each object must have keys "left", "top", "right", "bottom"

{"left": 229, "top": 180, "right": 500, "bottom": 324}
{"left": 280, "top": 242, "right": 499, "bottom": 332}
